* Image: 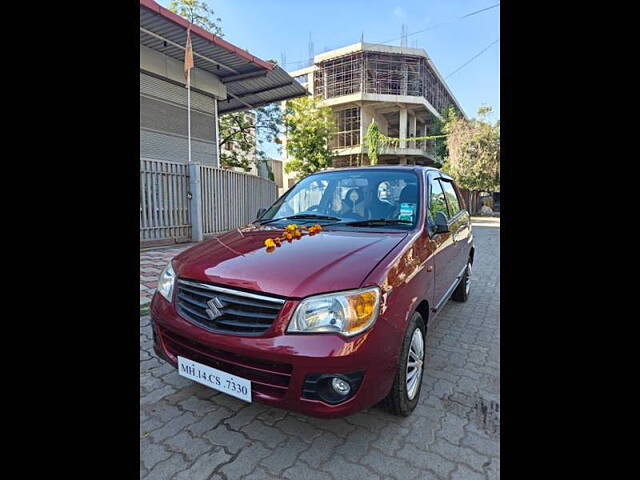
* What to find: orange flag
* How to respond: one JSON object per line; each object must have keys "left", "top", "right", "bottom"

{"left": 184, "top": 28, "right": 194, "bottom": 88}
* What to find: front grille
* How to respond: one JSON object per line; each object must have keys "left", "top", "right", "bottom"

{"left": 175, "top": 279, "right": 285, "bottom": 336}
{"left": 159, "top": 326, "right": 292, "bottom": 398}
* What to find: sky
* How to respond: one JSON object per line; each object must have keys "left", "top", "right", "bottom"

{"left": 157, "top": 0, "right": 499, "bottom": 156}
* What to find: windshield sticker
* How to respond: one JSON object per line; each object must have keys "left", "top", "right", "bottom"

{"left": 399, "top": 203, "right": 416, "bottom": 222}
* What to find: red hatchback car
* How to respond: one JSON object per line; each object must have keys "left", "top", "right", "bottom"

{"left": 150, "top": 166, "right": 474, "bottom": 417}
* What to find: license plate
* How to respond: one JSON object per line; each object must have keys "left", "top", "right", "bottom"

{"left": 177, "top": 356, "right": 252, "bottom": 402}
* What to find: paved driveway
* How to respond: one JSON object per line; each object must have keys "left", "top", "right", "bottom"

{"left": 140, "top": 219, "right": 500, "bottom": 479}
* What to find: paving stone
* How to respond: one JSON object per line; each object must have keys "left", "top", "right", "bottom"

{"left": 161, "top": 372, "right": 195, "bottom": 389}
{"left": 178, "top": 396, "right": 220, "bottom": 417}
{"left": 140, "top": 385, "right": 176, "bottom": 405}
{"left": 430, "top": 438, "right": 490, "bottom": 474}
{"left": 187, "top": 408, "right": 235, "bottom": 437}
{"left": 450, "top": 463, "right": 486, "bottom": 480}
{"left": 360, "top": 449, "right": 425, "bottom": 480}
{"left": 164, "top": 431, "right": 211, "bottom": 461}
{"left": 259, "top": 436, "right": 308, "bottom": 476}
{"left": 218, "top": 443, "right": 271, "bottom": 479}
{"left": 320, "top": 454, "right": 382, "bottom": 480}
{"left": 395, "top": 443, "right": 457, "bottom": 478}
{"left": 145, "top": 454, "right": 188, "bottom": 480}
{"left": 203, "top": 424, "right": 252, "bottom": 454}
{"left": 241, "top": 419, "right": 287, "bottom": 448}
{"left": 283, "top": 462, "right": 338, "bottom": 480}
{"left": 274, "top": 415, "right": 323, "bottom": 444}
{"left": 224, "top": 403, "right": 270, "bottom": 430}
{"left": 297, "top": 430, "right": 344, "bottom": 468}
{"left": 149, "top": 413, "right": 198, "bottom": 443}
{"left": 140, "top": 440, "right": 172, "bottom": 470}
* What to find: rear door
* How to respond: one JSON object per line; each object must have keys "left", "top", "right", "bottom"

{"left": 439, "top": 178, "right": 471, "bottom": 279}
{"left": 427, "top": 174, "right": 457, "bottom": 309}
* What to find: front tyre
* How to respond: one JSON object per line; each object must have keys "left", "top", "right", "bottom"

{"left": 383, "top": 312, "right": 426, "bottom": 416}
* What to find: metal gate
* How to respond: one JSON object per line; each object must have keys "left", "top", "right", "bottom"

{"left": 140, "top": 158, "right": 191, "bottom": 244}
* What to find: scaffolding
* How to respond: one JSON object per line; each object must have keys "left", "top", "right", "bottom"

{"left": 314, "top": 51, "right": 457, "bottom": 115}
{"left": 331, "top": 107, "right": 361, "bottom": 149}
{"left": 314, "top": 52, "right": 364, "bottom": 99}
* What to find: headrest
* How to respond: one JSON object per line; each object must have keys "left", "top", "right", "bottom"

{"left": 399, "top": 184, "right": 418, "bottom": 203}
{"left": 343, "top": 188, "right": 363, "bottom": 204}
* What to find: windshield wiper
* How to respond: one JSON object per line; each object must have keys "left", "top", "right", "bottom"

{"left": 336, "top": 218, "right": 414, "bottom": 227}
{"left": 258, "top": 214, "right": 342, "bottom": 225}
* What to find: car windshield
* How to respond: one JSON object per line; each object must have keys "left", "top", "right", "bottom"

{"left": 260, "top": 169, "right": 421, "bottom": 229}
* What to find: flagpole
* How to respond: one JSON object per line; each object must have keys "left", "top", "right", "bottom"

{"left": 187, "top": 68, "right": 192, "bottom": 164}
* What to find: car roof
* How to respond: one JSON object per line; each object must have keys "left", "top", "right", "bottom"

{"left": 307, "top": 165, "right": 441, "bottom": 176}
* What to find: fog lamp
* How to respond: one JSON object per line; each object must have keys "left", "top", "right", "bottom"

{"left": 331, "top": 377, "right": 351, "bottom": 396}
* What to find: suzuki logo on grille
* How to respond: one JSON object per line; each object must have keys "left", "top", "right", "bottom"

{"left": 205, "top": 297, "right": 224, "bottom": 321}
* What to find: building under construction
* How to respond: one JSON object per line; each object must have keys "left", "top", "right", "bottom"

{"left": 282, "top": 42, "right": 464, "bottom": 184}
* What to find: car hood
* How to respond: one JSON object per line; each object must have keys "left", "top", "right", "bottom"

{"left": 173, "top": 224, "right": 407, "bottom": 298}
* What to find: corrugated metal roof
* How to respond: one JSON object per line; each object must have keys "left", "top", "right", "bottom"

{"left": 140, "top": 0, "right": 307, "bottom": 113}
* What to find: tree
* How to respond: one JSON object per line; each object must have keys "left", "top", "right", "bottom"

{"left": 169, "top": 0, "right": 223, "bottom": 36}
{"left": 433, "top": 106, "right": 458, "bottom": 164}
{"left": 441, "top": 105, "right": 500, "bottom": 193}
{"left": 218, "top": 103, "right": 283, "bottom": 172}
{"left": 284, "top": 96, "right": 335, "bottom": 179}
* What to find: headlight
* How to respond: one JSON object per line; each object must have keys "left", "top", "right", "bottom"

{"left": 287, "top": 287, "right": 381, "bottom": 337}
{"left": 157, "top": 261, "right": 176, "bottom": 302}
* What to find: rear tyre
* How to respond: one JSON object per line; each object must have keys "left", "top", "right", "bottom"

{"left": 383, "top": 312, "right": 426, "bottom": 416}
{"left": 452, "top": 260, "right": 472, "bottom": 302}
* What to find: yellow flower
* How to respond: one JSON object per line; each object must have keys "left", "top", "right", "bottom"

{"left": 286, "top": 224, "right": 298, "bottom": 232}
{"left": 264, "top": 238, "right": 276, "bottom": 248}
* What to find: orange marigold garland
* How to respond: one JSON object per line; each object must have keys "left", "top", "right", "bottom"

{"left": 264, "top": 224, "right": 323, "bottom": 252}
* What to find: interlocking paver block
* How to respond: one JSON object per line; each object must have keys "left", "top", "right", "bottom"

{"left": 174, "top": 448, "right": 231, "bottom": 480}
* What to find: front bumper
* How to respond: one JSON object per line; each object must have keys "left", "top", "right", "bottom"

{"left": 149, "top": 292, "right": 399, "bottom": 418}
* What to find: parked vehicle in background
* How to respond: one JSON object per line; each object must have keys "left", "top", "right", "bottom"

{"left": 150, "top": 166, "right": 474, "bottom": 417}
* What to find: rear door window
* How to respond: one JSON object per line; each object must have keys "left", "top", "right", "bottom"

{"left": 440, "top": 180, "right": 461, "bottom": 218}
{"left": 429, "top": 178, "right": 449, "bottom": 222}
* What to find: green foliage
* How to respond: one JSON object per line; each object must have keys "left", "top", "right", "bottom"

{"left": 219, "top": 103, "right": 283, "bottom": 172}
{"left": 365, "top": 120, "right": 448, "bottom": 164}
{"left": 434, "top": 106, "right": 458, "bottom": 163}
{"left": 365, "top": 121, "right": 381, "bottom": 165}
{"left": 284, "top": 97, "right": 335, "bottom": 179}
{"left": 441, "top": 105, "right": 500, "bottom": 192}
{"left": 169, "top": 0, "right": 223, "bottom": 36}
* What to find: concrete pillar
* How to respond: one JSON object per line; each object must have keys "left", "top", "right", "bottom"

{"left": 214, "top": 98, "right": 221, "bottom": 168}
{"left": 399, "top": 107, "right": 407, "bottom": 148}
{"left": 189, "top": 163, "right": 204, "bottom": 242}
{"left": 410, "top": 112, "right": 417, "bottom": 149}
{"left": 307, "top": 72, "right": 314, "bottom": 96}
{"left": 360, "top": 104, "right": 372, "bottom": 147}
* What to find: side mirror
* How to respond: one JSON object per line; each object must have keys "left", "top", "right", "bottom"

{"left": 256, "top": 208, "right": 267, "bottom": 220}
{"left": 434, "top": 211, "right": 449, "bottom": 234}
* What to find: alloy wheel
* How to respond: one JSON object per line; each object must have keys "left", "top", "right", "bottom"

{"left": 406, "top": 328, "right": 425, "bottom": 400}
